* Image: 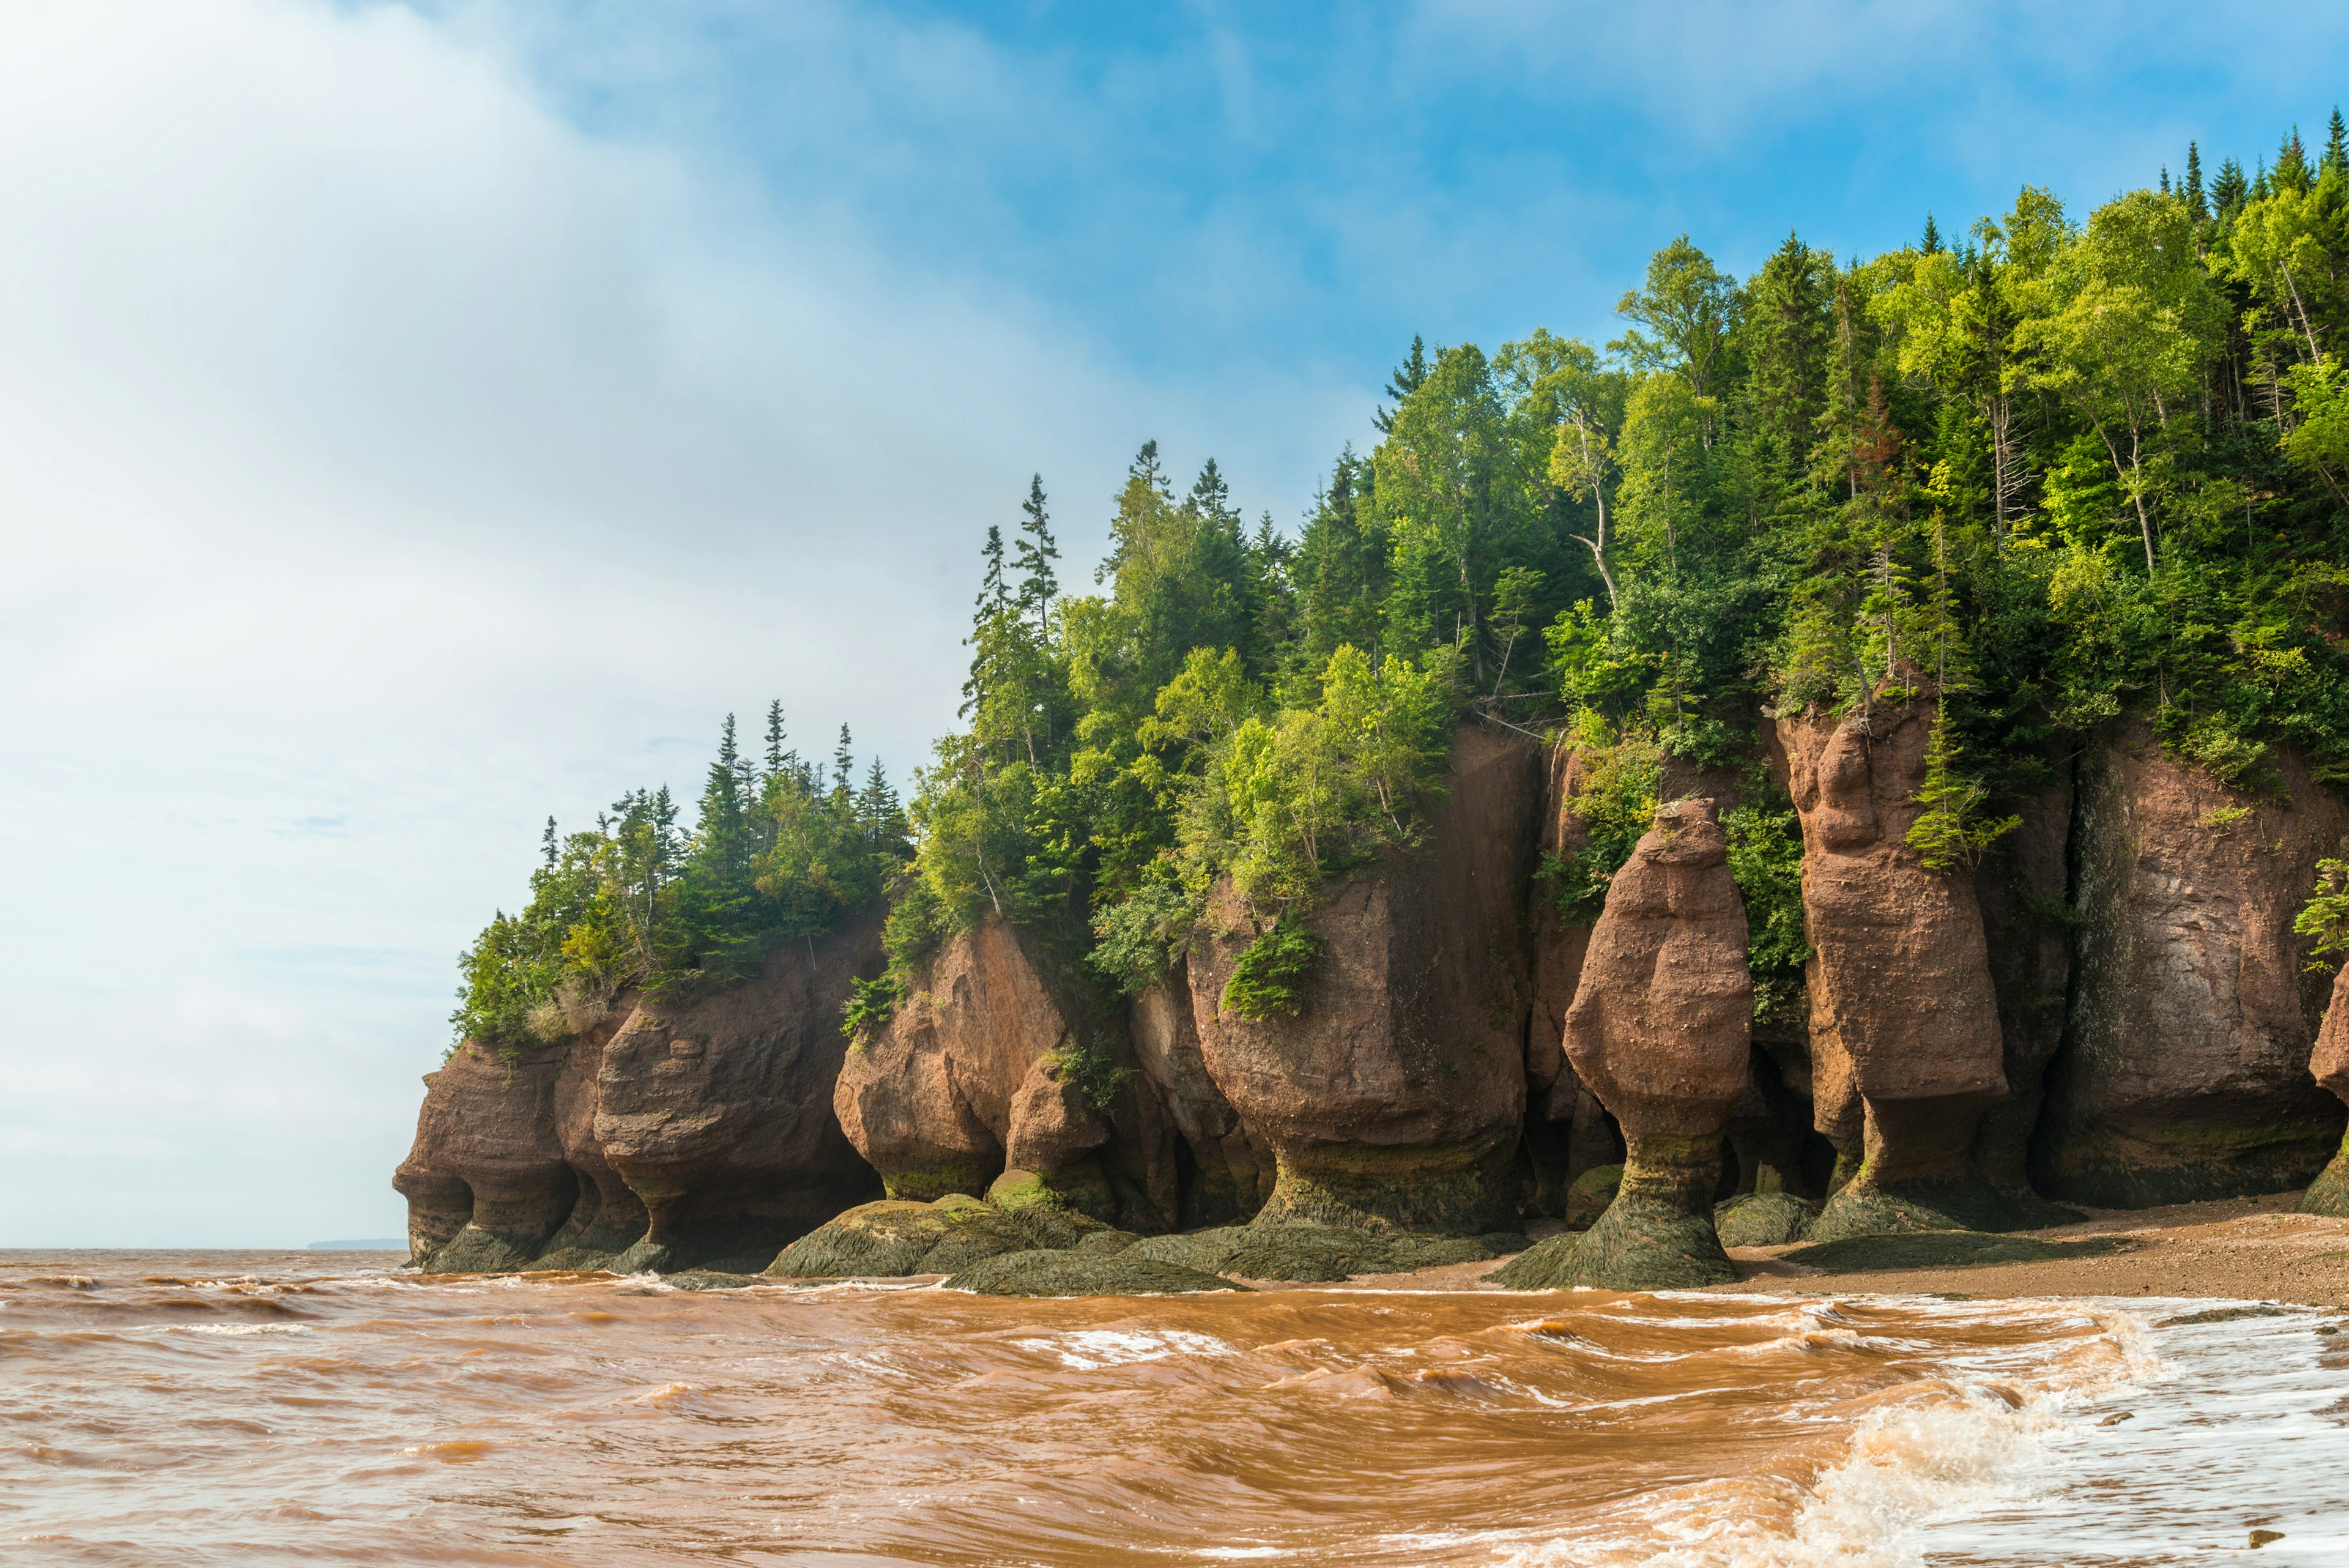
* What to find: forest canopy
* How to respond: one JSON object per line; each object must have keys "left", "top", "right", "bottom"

{"left": 451, "top": 117, "right": 2349, "bottom": 1052}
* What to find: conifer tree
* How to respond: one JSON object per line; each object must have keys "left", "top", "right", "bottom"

{"left": 2184, "top": 142, "right": 2206, "bottom": 218}
{"left": 833, "top": 724, "right": 855, "bottom": 797}
{"left": 763, "top": 700, "right": 789, "bottom": 779}
{"left": 1921, "top": 213, "right": 1942, "bottom": 253}
{"left": 1012, "top": 474, "right": 1059, "bottom": 633}
{"left": 2329, "top": 110, "right": 2348, "bottom": 177}
{"left": 975, "top": 524, "right": 1010, "bottom": 620}
{"left": 542, "top": 816, "right": 558, "bottom": 867}
{"left": 1373, "top": 333, "right": 1431, "bottom": 433}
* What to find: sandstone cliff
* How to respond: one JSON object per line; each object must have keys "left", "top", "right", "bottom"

{"left": 834, "top": 915, "right": 1181, "bottom": 1231}
{"left": 396, "top": 910, "right": 886, "bottom": 1273}
{"left": 1779, "top": 686, "right": 2013, "bottom": 1238}
{"left": 1182, "top": 723, "right": 1541, "bottom": 1234}
{"left": 2039, "top": 724, "right": 2349, "bottom": 1205}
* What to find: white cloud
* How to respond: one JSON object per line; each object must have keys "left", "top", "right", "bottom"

{"left": 0, "top": 0, "right": 1362, "bottom": 1244}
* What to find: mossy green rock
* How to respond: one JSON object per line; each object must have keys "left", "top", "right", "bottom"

{"left": 765, "top": 1194, "right": 1134, "bottom": 1278}
{"left": 1803, "top": 1176, "right": 2018, "bottom": 1243}
{"left": 1565, "top": 1164, "right": 1622, "bottom": 1230}
{"left": 2300, "top": 1139, "right": 2349, "bottom": 1218}
{"left": 942, "top": 1250, "right": 1252, "bottom": 1296}
{"left": 1714, "top": 1192, "right": 1819, "bottom": 1247}
{"left": 1127, "top": 1222, "right": 1523, "bottom": 1283}
{"left": 1781, "top": 1230, "right": 2136, "bottom": 1272}
{"left": 1488, "top": 1186, "right": 1734, "bottom": 1290}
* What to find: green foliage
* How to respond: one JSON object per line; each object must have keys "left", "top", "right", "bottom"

{"left": 1545, "top": 712, "right": 1663, "bottom": 923}
{"left": 1906, "top": 700, "right": 2023, "bottom": 871}
{"left": 1722, "top": 803, "right": 1811, "bottom": 1022}
{"left": 2296, "top": 858, "right": 2349, "bottom": 970}
{"left": 451, "top": 711, "right": 910, "bottom": 1052}
{"left": 1220, "top": 918, "right": 1326, "bottom": 1021}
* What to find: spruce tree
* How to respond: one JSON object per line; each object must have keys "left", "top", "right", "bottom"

{"left": 833, "top": 724, "right": 855, "bottom": 797}
{"left": 542, "top": 816, "right": 558, "bottom": 867}
{"left": 2184, "top": 142, "right": 2206, "bottom": 219}
{"left": 1012, "top": 474, "right": 1059, "bottom": 633}
{"left": 2329, "top": 109, "right": 2348, "bottom": 176}
{"left": 975, "top": 524, "right": 1010, "bottom": 620}
{"left": 2213, "top": 156, "right": 2249, "bottom": 220}
{"left": 1921, "top": 213, "right": 1942, "bottom": 253}
{"left": 1373, "top": 333, "right": 1431, "bottom": 433}
{"left": 763, "top": 700, "right": 789, "bottom": 779}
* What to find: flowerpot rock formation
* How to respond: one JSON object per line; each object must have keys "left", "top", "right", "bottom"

{"left": 1495, "top": 797, "right": 1750, "bottom": 1290}
{"left": 1779, "top": 686, "right": 2013, "bottom": 1240}
{"left": 1181, "top": 724, "right": 1542, "bottom": 1235}
{"left": 833, "top": 915, "right": 1181, "bottom": 1232}
{"left": 2301, "top": 963, "right": 2349, "bottom": 1217}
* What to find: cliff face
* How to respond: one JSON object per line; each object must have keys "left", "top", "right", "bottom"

{"left": 1182, "top": 724, "right": 1542, "bottom": 1234}
{"left": 834, "top": 915, "right": 1181, "bottom": 1231}
{"left": 1779, "top": 689, "right": 2013, "bottom": 1238}
{"left": 2303, "top": 965, "right": 2349, "bottom": 1216}
{"left": 2036, "top": 724, "right": 2349, "bottom": 1206}
{"left": 396, "top": 909, "right": 886, "bottom": 1273}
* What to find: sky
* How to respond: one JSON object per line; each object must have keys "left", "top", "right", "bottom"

{"left": 5, "top": 0, "right": 2348, "bottom": 1246}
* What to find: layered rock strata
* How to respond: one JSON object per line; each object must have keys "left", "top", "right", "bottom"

{"left": 834, "top": 915, "right": 1179, "bottom": 1232}
{"left": 1779, "top": 686, "right": 2013, "bottom": 1239}
{"left": 2036, "top": 724, "right": 2349, "bottom": 1205}
{"left": 1496, "top": 798, "right": 1750, "bottom": 1289}
{"left": 396, "top": 913, "right": 886, "bottom": 1273}
{"left": 1182, "top": 724, "right": 1541, "bottom": 1234}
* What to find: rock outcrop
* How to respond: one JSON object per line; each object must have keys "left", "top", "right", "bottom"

{"left": 833, "top": 916, "right": 1179, "bottom": 1231}
{"left": 1779, "top": 686, "right": 2013, "bottom": 1239}
{"left": 767, "top": 1192, "right": 1138, "bottom": 1277}
{"left": 1181, "top": 724, "right": 1542, "bottom": 1234}
{"left": 395, "top": 1040, "right": 580, "bottom": 1273}
{"left": 2303, "top": 964, "right": 2349, "bottom": 1216}
{"left": 1970, "top": 772, "right": 2079, "bottom": 1219}
{"left": 2036, "top": 724, "right": 2349, "bottom": 1206}
{"left": 1495, "top": 797, "right": 1750, "bottom": 1289}
{"left": 396, "top": 911, "right": 888, "bottom": 1273}
{"left": 1129, "top": 969, "right": 1275, "bottom": 1227}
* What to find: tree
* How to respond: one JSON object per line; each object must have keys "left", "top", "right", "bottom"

{"left": 2184, "top": 141, "right": 2206, "bottom": 220}
{"left": 1373, "top": 333, "right": 1431, "bottom": 433}
{"left": 1612, "top": 237, "right": 1739, "bottom": 408}
{"left": 1014, "top": 475, "right": 1060, "bottom": 633}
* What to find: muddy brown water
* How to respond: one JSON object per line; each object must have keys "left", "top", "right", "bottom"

{"left": 4, "top": 1250, "right": 2345, "bottom": 1566}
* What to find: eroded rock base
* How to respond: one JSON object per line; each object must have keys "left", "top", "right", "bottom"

{"left": 1252, "top": 1143, "right": 1520, "bottom": 1235}
{"left": 2301, "top": 1137, "right": 2349, "bottom": 1218}
{"left": 765, "top": 1194, "right": 1136, "bottom": 1278}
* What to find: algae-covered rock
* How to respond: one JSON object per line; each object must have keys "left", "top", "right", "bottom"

{"left": 941, "top": 1250, "right": 1250, "bottom": 1297}
{"left": 764, "top": 1194, "right": 1134, "bottom": 1278}
{"left": 1779, "top": 1230, "right": 2136, "bottom": 1272}
{"left": 1127, "top": 1223, "right": 1521, "bottom": 1283}
{"left": 1485, "top": 1233, "right": 1582, "bottom": 1288}
{"left": 1564, "top": 1164, "right": 1622, "bottom": 1230}
{"left": 1714, "top": 1192, "right": 1819, "bottom": 1248}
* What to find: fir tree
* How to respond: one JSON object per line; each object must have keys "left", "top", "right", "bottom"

{"left": 1373, "top": 333, "right": 1431, "bottom": 433}
{"left": 2329, "top": 109, "right": 2348, "bottom": 177}
{"left": 2212, "top": 155, "right": 2249, "bottom": 220}
{"left": 1012, "top": 474, "right": 1059, "bottom": 633}
{"left": 2184, "top": 141, "right": 2206, "bottom": 219}
{"left": 541, "top": 816, "right": 558, "bottom": 867}
{"left": 1921, "top": 212, "right": 1942, "bottom": 253}
{"left": 763, "top": 700, "right": 789, "bottom": 779}
{"left": 974, "top": 524, "right": 1010, "bottom": 621}
{"left": 2277, "top": 128, "right": 2312, "bottom": 193}
{"left": 833, "top": 724, "right": 855, "bottom": 796}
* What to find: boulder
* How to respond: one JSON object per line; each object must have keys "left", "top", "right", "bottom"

{"left": 833, "top": 915, "right": 1179, "bottom": 1232}
{"left": 1551, "top": 797, "right": 1750, "bottom": 1288}
{"left": 1129, "top": 972, "right": 1275, "bottom": 1226}
{"left": 1713, "top": 1191, "right": 1817, "bottom": 1247}
{"left": 1182, "top": 724, "right": 1542, "bottom": 1233}
{"left": 1780, "top": 685, "right": 2012, "bottom": 1239}
{"left": 766, "top": 1192, "right": 1135, "bottom": 1278}
{"left": 2036, "top": 724, "right": 2349, "bottom": 1206}
{"left": 2298, "top": 964, "right": 2349, "bottom": 1217}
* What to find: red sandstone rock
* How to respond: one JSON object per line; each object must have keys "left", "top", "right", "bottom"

{"left": 1779, "top": 683, "right": 2009, "bottom": 1235}
{"left": 2303, "top": 965, "right": 2349, "bottom": 1216}
{"left": 833, "top": 915, "right": 1179, "bottom": 1230}
{"left": 394, "top": 1041, "right": 576, "bottom": 1272}
{"left": 1182, "top": 724, "right": 1540, "bottom": 1233}
{"left": 2039, "top": 723, "right": 2349, "bottom": 1206}
{"left": 1129, "top": 971, "right": 1275, "bottom": 1226}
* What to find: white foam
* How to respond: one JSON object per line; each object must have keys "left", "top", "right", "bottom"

{"left": 1011, "top": 1328, "right": 1233, "bottom": 1370}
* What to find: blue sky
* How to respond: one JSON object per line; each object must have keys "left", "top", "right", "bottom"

{"left": 5, "top": 0, "right": 2347, "bottom": 1245}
